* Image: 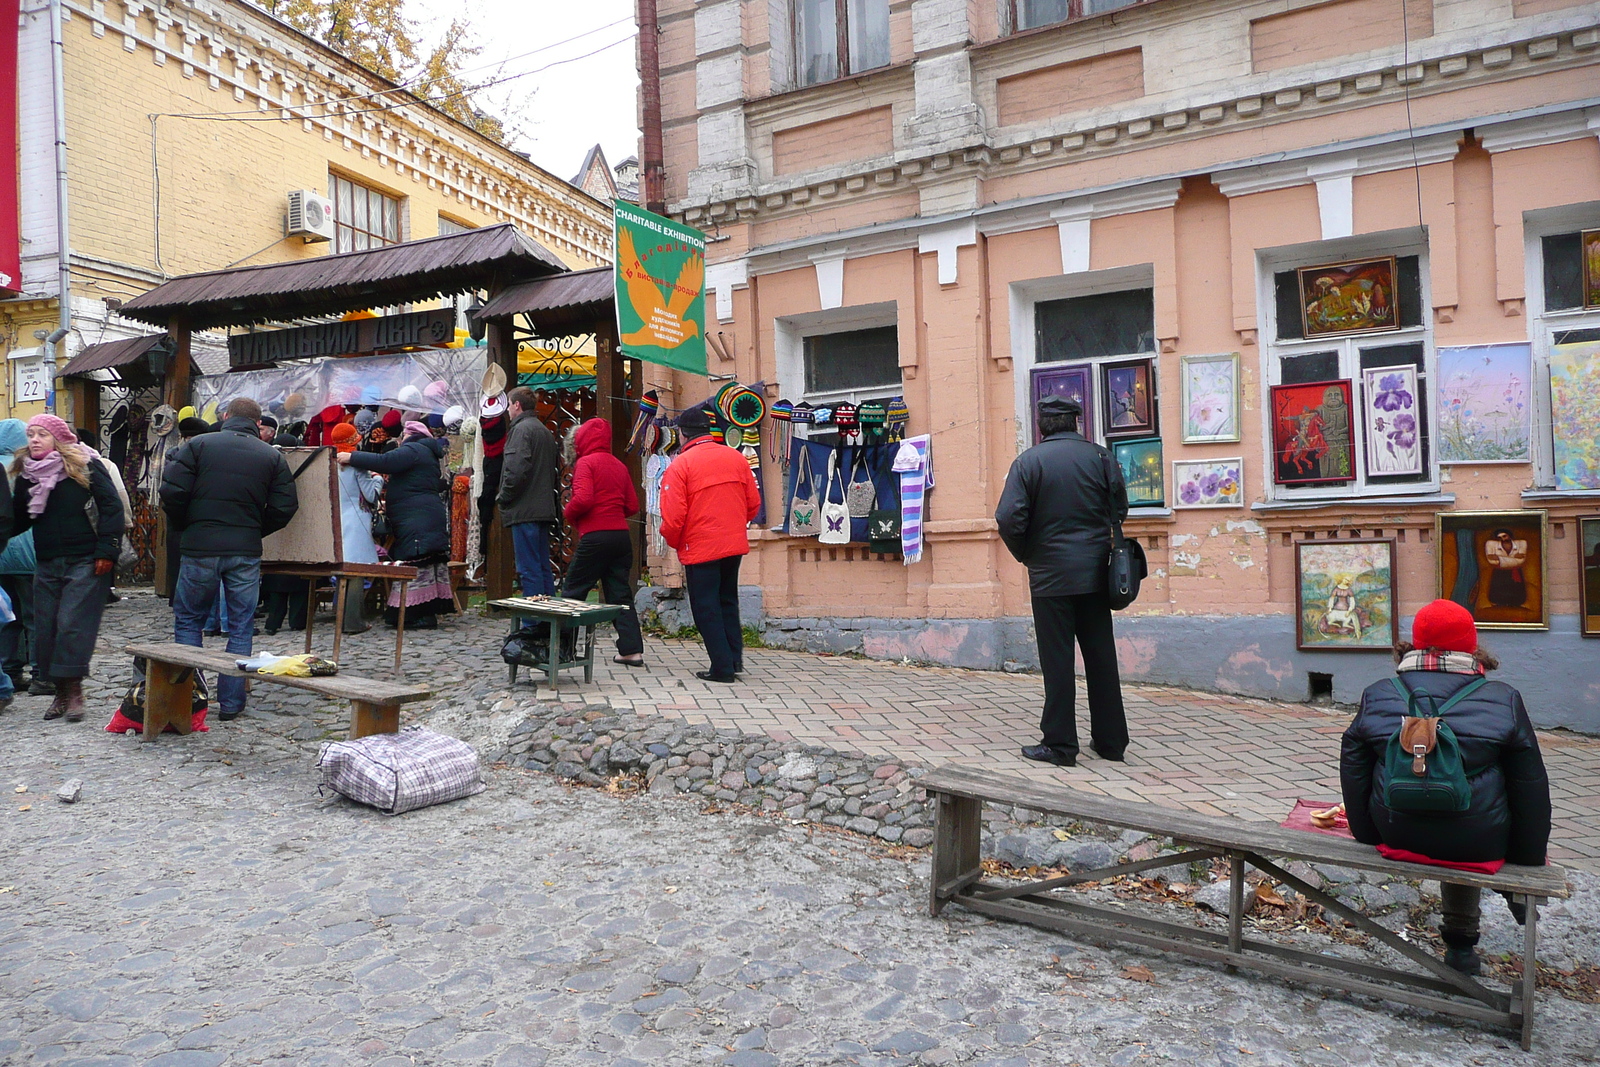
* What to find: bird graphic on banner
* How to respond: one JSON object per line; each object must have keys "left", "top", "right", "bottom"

{"left": 618, "top": 228, "right": 703, "bottom": 350}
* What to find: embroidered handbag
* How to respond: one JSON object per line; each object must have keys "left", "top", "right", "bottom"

{"left": 787, "top": 446, "right": 821, "bottom": 535}
{"left": 845, "top": 450, "right": 877, "bottom": 518}
{"left": 818, "top": 448, "right": 851, "bottom": 544}
{"left": 867, "top": 508, "right": 901, "bottom": 554}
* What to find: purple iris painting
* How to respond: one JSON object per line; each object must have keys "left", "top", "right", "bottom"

{"left": 1361, "top": 365, "right": 1423, "bottom": 477}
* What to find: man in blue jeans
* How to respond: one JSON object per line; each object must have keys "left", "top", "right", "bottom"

{"left": 161, "top": 397, "right": 298, "bottom": 720}
{"left": 496, "top": 387, "right": 561, "bottom": 606}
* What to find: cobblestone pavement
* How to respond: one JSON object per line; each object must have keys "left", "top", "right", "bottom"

{"left": 0, "top": 594, "right": 1595, "bottom": 1066}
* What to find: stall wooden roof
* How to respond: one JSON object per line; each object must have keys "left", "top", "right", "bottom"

{"left": 120, "top": 224, "right": 568, "bottom": 331}
{"left": 472, "top": 266, "right": 613, "bottom": 333}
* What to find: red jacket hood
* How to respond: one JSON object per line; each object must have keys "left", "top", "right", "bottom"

{"left": 574, "top": 418, "right": 613, "bottom": 457}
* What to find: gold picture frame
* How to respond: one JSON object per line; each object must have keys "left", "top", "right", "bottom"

{"left": 1434, "top": 510, "right": 1550, "bottom": 631}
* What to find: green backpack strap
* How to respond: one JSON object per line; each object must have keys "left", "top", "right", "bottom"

{"left": 1391, "top": 674, "right": 1489, "bottom": 718}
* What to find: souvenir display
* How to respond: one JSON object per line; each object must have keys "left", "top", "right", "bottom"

{"left": 1580, "top": 516, "right": 1600, "bottom": 638}
{"left": 722, "top": 384, "right": 766, "bottom": 428}
{"left": 1360, "top": 365, "right": 1423, "bottom": 477}
{"left": 1180, "top": 353, "right": 1240, "bottom": 443}
{"left": 1270, "top": 380, "right": 1354, "bottom": 485}
{"left": 628, "top": 390, "right": 660, "bottom": 452}
{"left": 768, "top": 399, "right": 794, "bottom": 468}
{"left": 884, "top": 396, "right": 910, "bottom": 442}
{"left": 1111, "top": 438, "right": 1163, "bottom": 507}
{"left": 818, "top": 450, "right": 850, "bottom": 544}
{"left": 892, "top": 435, "right": 932, "bottom": 565}
{"left": 1435, "top": 510, "right": 1549, "bottom": 631}
{"left": 1171, "top": 458, "right": 1244, "bottom": 508}
{"left": 1297, "top": 257, "right": 1399, "bottom": 337}
{"left": 1295, "top": 539, "right": 1398, "bottom": 651}
{"left": 1436, "top": 344, "right": 1530, "bottom": 463}
{"left": 845, "top": 450, "right": 877, "bottom": 517}
{"left": 1102, "top": 358, "right": 1157, "bottom": 439}
{"left": 1550, "top": 341, "right": 1600, "bottom": 490}
{"left": 1583, "top": 228, "right": 1600, "bottom": 309}
{"left": 858, "top": 400, "right": 887, "bottom": 444}
{"left": 1030, "top": 364, "right": 1094, "bottom": 443}
{"left": 787, "top": 447, "right": 821, "bottom": 535}
{"left": 833, "top": 402, "right": 859, "bottom": 444}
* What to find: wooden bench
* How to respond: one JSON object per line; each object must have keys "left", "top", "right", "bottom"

{"left": 921, "top": 765, "right": 1571, "bottom": 1050}
{"left": 125, "top": 642, "right": 433, "bottom": 742}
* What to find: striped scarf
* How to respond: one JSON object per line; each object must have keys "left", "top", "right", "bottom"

{"left": 1396, "top": 649, "right": 1484, "bottom": 676}
{"left": 891, "top": 435, "right": 934, "bottom": 565}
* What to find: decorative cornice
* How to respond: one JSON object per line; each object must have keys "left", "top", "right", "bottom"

{"left": 1211, "top": 132, "right": 1463, "bottom": 197}
{"left": 1478, "top": 105, "right": 1600, "bottom": 153}
{"left": 978, "top": 179, "right": 1183, "bottom": 237}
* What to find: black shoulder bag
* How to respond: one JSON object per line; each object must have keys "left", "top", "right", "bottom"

{"left": 1101, "top": 449, "right": 1147, "bottom": 610}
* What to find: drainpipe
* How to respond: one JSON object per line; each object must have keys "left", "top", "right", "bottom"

{"left": 637, "top": 0, "right": 666, "bottom": 214}
{"left": 46, "top": 0, "right": 71, "bottom": 414}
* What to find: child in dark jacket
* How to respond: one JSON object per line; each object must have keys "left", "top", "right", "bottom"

{"left": 1341, "top": 599, "right": 1551, "bottom": 975}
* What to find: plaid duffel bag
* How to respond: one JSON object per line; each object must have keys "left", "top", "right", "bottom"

{"left": 318, "top": 726, "right": 485, "bottom": 815}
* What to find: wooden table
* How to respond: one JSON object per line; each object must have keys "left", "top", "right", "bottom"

{"left": 262, "top": 562, "right": 418, "bottom": 670}
{"left": 486, "top": 596, "right": 627, "bottom": 687}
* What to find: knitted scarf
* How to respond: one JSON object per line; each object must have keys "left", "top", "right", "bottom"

{"left": 22, "top": 450, "right": 68, "bottom": 517}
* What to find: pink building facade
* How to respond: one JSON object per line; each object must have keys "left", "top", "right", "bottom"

{"left": 643, "top": 0, "right": 1600, "bottom": 731}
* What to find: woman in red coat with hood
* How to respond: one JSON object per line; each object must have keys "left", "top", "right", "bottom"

{"left": 561, "top": 418, "right": 645, "bottom": 665}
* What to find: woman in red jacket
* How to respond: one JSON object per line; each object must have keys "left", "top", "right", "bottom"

{"left": 561, "top": 418, "right": 645, "bottom": 665}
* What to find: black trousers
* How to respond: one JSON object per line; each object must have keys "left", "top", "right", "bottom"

{"left": 561, "top": 530, "right": 644, "bottom": 657}
{"left": 1440, "top": 883, "right": 1481, "bottom": 949}
{"left": 684, "top": 555, "right": 743, "bottom": 678}
{"left": 262, "top": 574, "right": 308, "bottom": 633}
{"left": 1032, "top": 588, "right": 1127, "bottom": 758}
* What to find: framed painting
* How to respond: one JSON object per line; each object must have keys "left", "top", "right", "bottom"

{"left": 1360, "top": 365, "right": 1423, "bottom": 477}
{"left": 1112, "top": 437, "right": 1164, "bottom": 507}
{"left": 1102, "top": 357, "right": 1157, "bottom": 439}
{"left": 1551, "top": 341, "right": 1600, "bottom": 490}
{"left": 1269, "top": 380, "right": 1355, "bottom": 485}
{"left": 1298, "top": 256, "right": 1400, "bottom": 338}
{"left": 1583, "top": 229, "right": 1600, "bottom": 310}
{"left": 1180, "top": 353, "right": 1241, "bottom": 443}
{"left": 1172, "top": 458, "right": 1244, "bottom": 508}
{"left": 1030, "top": 363, "right": 1094, "bottom": 444}
{"left": 1436, "top": 510, "right": 1549, "bottom": 631}
{"left": 1436, "top": 343, "right": 1531, "bottom": 463}
{"left": 1295, "top": 539, "right": 1398, "bottom": 651}
{"left": 1581, "top": 517, "right": 1600, "bottom": 638}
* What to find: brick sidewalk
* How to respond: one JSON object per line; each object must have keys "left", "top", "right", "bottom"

{"left": 534, "top": 633, "right": 1600, "bottom": 874}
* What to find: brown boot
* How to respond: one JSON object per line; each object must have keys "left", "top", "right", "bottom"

{"left": 60, "top": 677, "right": 84, "bottom": 723}
{"left": 43, "top": 681, "right": 66, "bottom": 720}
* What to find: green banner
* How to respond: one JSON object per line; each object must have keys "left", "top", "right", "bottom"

{"left": 614, "top": 201, "right": 707, "bottom": 376}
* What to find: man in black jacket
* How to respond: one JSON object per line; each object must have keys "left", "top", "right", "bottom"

{"left": 496, "top": 387, "right": 561, "bottom": 599}
{"left": 160, "top": 396, "right": 298, "bottom": 720}
{"left": 996, "top": 395, "right": 1130, "bottom": 767}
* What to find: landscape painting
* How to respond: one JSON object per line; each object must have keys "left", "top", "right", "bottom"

{"left": 1436, "top": 343, "right": 1531, "bottom": 463}
{"left": 1551, "top": 341, "right": 1600, "bottom": 490}
{"left": 1436, "top": 510, "right": 1549, "bottom": 630}
{"left": 1361, "top": 365, "right": 1423, "bottom": 477}
{"left": 1172, "top": 458, "right": 1244, "bottom": 508}
{"left": 1102, "top": 358, "right": 1157, "bottom": 439}
{"left": 1298, "top": 257, "right": 1400, "bottom": 338}
{"left": 1270, "top": 380, "right": 1355, "bottom": 485}
{"left": 1181, "top": 352, "right": 1240, "bottom": 443}
{"left": 1112, "top": 437, "right": 1164, "bottom": 507}
{"left": 1295, "top": 539, "right": 1397, "bottom": 651}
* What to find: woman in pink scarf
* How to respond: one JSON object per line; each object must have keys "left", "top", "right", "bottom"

{"left": 8, "top": 414, "right": 124, "bottom": 722}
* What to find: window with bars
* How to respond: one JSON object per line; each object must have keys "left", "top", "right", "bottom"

{"left": 1530, "top": 226, "right": 1600, "bottom": 491}
{"left": 795, "top": 0, "right": 890, "bottom": 87}
{"left": 328, "top": 173, "right": 402, "bottom": 253}
{"left": 1012, "top": 0, "right": 1145, "bottom": 31}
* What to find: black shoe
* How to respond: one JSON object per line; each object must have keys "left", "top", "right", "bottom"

{"left": 29, "top": 678, "right": 56, "bottom": 696}
{"left": 203, "top": 630, "right": 223, "bottom": 637}
{"left": 105, "top": 591, "right": 122, "bottom": 604}
{"left": 410, "top": 616, "right": 438, "bottom": 630}
{"left": 1093, "top": 746, "right": 1127, "bottom": 763}
{"left": 1021, "top": 744, "right": 1077, "bottom": 767}
{"left": 695, "top": 670, "right": 736, "bottom": 684}
{"left": 1443, "top": 946, "right": 1481, "bottom": 976}
{"left": 218, "top": 710, "right": 243, "bottom": 721}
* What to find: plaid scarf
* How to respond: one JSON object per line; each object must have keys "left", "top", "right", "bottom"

{"left": 1397, "top": 649, "right": 1484, "bottom": 676}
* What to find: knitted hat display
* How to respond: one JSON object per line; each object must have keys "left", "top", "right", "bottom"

{"left": 884, "top": 396, "right": 910, "bottom": 441}
{"left": 353, "top": 409, "right": 378, "bottom": 435}
{"left": 442, "top": 405, "right": 466, "bottom": 430}
{"left": 857, "top": 400, "right": 887, "bottom": 443}
{"left": 329, "top": 423, "right": 361, "bottom": 454}
{"left": 629, "top": 390, "right": 660, "bottom": 452}
{"left": 1411, "top": 599, "right": 1478, "bottom": 653}
{"left": 833, "top": 402, "right": 859, "bottom": 442}
{"left": 768, "top": 399, "right": 794, "bottom": 467}
{"left": 723, "top": 385, "right": 766, "bottom": 428}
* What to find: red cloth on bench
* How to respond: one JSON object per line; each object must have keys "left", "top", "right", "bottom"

{"left": 1280, "top": 799, "right": 1354, "bottom": 839}
{"left": 1375, "top": 844, "right": 1504, "bottom": 874}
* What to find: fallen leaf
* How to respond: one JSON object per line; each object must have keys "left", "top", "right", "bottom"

{"left": 1256, "top": 887, "right": 1286, "bottom": 907}
{"left": 1052, "top": 830, "right": 1071, "bottom": 841}
{"left": 1121, "top": 964, "right": 1156, "bottom": 983}
{"left": 17, "top": 805, "right": 30, "bottom": 812}
{"left": 12, "top": 786, "right": 24, "bottom": 794}
{"left": 664, "top": 886, "right": 678, "bottom": 894}
{"left": 1239, "top": 1048, "right": 1255, "bottom": 1055}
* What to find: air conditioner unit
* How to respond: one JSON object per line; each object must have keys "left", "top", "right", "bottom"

{"left": 286, "top": 190, "right": 336, "bottom": 243}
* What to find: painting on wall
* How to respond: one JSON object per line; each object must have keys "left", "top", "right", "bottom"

{"left": 1436, "top": 343, "right": 1531, "bottom": 463}
{"left": 1112, "top": 437, "right": 1164, "bottom": 507}
{"left": 1583, "top": 229, "right": 1600, "bottom": 309}
{"left": 1298, "top": 257, "right": 1400, "bottom": 338}
{"left": 1360, "top": 365, "right": 1423, "bottom": 477}
{"left": 1031, "top": 363, "right": 1094, "bottom": 444}
{"left": 1295, "top": 539, "right": 1398, "bottom": 651}
{"left": 1581, "top": 516, "right": 1600, "bottom": 638}
{"left": 1270, "top": 380, "right": 1355, "bottom": 485}
{"left": 1180, "top": 353, "right": 1241, "bottom": 443}
{"left": 1102, "top": 358, "right": 1158, "bottom": 439}
{"left": 1551, "top": 341, "right": 1600, "bottom": 490}
{"left": 1172, "top": 458, "right": 1244, "bottom": 508}
{"left": 1436, "top": 510, "right": 1549, "bottom": 631}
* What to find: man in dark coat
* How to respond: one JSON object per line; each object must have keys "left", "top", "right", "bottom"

{"left": 496, "top": 386, "right": 561, "bottom": 598}
{"left": 160, "top": 396, "right": 298, "bottom": 720}
{"left": 995, "top": 395, "right": 1129, "bottom": 767}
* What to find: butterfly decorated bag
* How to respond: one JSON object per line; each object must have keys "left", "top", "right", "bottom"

{"left": 787, "top": 446, "right": 821, "bottom": 536}
{"left": 818, "top": 448, "right": 851, "bottom": 545}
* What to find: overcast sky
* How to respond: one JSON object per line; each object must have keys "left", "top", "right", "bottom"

{"left": 417, "top": 0, "right": 642, "bottom": 185}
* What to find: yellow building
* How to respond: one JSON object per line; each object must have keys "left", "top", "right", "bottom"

{"left": 5, "top": 0, "right": 612, "bottom": 422}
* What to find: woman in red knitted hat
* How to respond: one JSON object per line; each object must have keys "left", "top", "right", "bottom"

{"left": 1340, "top": 598, "right": 1551, "bottom": 976}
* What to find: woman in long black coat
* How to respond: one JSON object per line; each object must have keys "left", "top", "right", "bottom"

{"left": 341, "top": 422, "right": 454, "bottom": 629}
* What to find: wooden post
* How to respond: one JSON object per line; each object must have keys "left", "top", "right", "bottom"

{"left": 349, "top": 699, "right": 399, "bottom": 738}
{"left": 154, "top": 315, "right": 193, "bottom": 598}
{"left": 142, "top": 660, "right": 194, "bottom": 741}
{"left": 929, "top": 793, "right": 982, "bottom": 917}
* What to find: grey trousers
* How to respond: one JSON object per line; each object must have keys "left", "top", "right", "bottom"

{"left": 34, "top": 556, "right": 110, "bottom": 680}
{"left": 1440, "top": 883, "right": 1482, "bottom": 949}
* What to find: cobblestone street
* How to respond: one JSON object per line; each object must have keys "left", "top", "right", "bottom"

{"left": 0, "top": 593, "right": 1596, "bottom": 1065}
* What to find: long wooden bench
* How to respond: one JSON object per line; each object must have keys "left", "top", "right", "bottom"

{"left": 921, "top": 765, "right": 1571, "bottom": 1050}
{"left": 125, "top": 642, "right": 432, "bottom": 742}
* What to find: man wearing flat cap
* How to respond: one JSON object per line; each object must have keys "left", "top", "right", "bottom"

{"left": 996, "top": 395, "right": 1130, "bottom": 767}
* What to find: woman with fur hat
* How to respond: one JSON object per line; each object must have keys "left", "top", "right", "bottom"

{"left": 8, "top": 414, "right": 125, "bottom": 722}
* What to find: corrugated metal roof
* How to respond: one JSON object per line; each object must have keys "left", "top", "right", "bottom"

{"left": 60, "top": 334, "right": 168, "bottom": 376}
{"left": 120, "top": 224, "right": 569, "bottom": 331}
{"left": 473, "top": 266, "right": 613, "bottom": 330}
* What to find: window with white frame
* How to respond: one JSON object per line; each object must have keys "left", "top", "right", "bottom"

{"left": 1260, "top": 239, "right": 1435, "bottom": 500}
{"left": 1525, "top": 209, "right": 1600, "bottom": 492}
{"left": 437, "top": 215, "right": 472, "bottom": 236}
{"left": 795, "top": 0, "right": 890, "bottom": 87}
{"left": 328, "top": 173, "right": 402, "bottom": 253}
{"left": 776, "top": 304, "right": 903, "bottom": 445}
{"left": 1012, "top": 0, "right": 1144, "bottom": 32}
{"left": 1030, "top": 286, "right": 1155, "bottom": 444}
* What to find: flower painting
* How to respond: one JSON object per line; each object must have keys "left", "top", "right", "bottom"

{"left": 1436, "top": 344, "right": 1531, "bottom": 463}
{"left": 1295, "top": 540, "right": 1397, "bottom": 651}
{"left": 1297, "top": 257, "right": 1400, "bottom": 338}
{"left": 1361, "top": 366, "right": 1422, "bottom": 477}
{"left": 1181, "top": 353, "right": 1240, "bottom": 443}
{"left": 1172, "top": 458, "right": 1244, "bottom": 508}
{"left": 1112, "top": 437, "right": 1164, "bottom": 507}
{"left": 1551, "top": 342, "right": 1600, "bottom": 490}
